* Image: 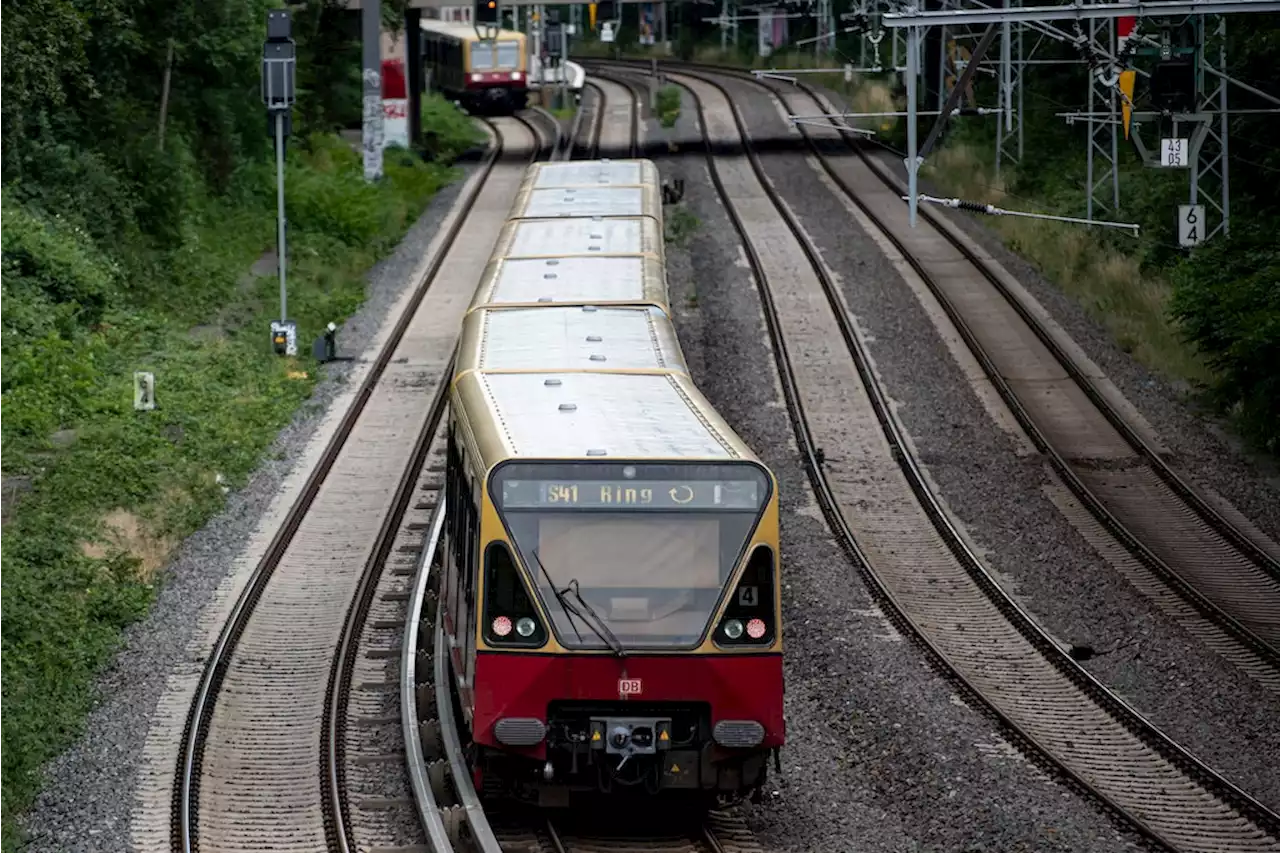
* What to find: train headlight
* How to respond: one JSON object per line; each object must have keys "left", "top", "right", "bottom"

{"left": 746, "top": 618, "right": 767, "bottom": 639}
{"left": 723, "top": 618, "right": 744, "bottom": 640}
{"left": 511, "top": 71, "right": 523, "bottom": 81}
{"left": 492, "top": 615, "right": 513, "bottom": 637}
{"left": 471, "top": 72, "right": 483, "bottom": 82}
{"left": 516, "top": 617, "right": 537, "bottom": 638}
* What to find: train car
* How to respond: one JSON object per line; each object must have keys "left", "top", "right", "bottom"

{"left": 487, "top": 213, "right": 666, "bottom": 266}
{"left": 465, "top": 252, "right": 669, "bottom": 315}
{"left": 442, "top": 367, "right": 783, "bottom": 806}
{"left": 518, "top": 160, "right": 663, "bottom": 191}
{"left": 436, "top": 159, "right": 783, "bottom": 807}
{"left": 506, "top": 172, "right": 665, "bottom": 224}
{"left": 420, "top": 19, "right": 528, "bottom": 113}
{"left": 455, "top": 305, "right": 688, "bottom": 376}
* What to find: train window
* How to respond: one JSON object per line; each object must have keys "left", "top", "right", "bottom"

{"left": 496, "top": 40, "right": 519, "bottom": 69}
{"left": 470, "top": 43, "right": 495, "bottom": 70}
{"left": 501, "top": 511, "right": 760, "bottom": 648}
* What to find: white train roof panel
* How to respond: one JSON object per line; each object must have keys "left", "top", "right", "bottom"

{"left": 479, "top": 372, "right": 736, "bottom": 459}
{"left": 530, "top": 161, "right": 645, "bottom": 188}
{"left": 520, "top": 187, "right": 646, "bottom": 218}
{"left": 467, "top": 306, "right": 687, "bottom": 373}
{"left": 503, "top": 218, "right": 649, "bottom": 256}
{"left": 488, "top": 256, "right": 647, "bottom": 303}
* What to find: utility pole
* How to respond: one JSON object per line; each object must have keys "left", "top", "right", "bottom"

{"left": 362, "top": 0, "right": 384, "bottom": 182}
{"left": 262, "top": 10, "right": 297, "bottom": 356}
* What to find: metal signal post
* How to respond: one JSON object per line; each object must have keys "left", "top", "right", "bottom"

{"left": 262, "top": 10, "right": 297, "bottom": 356}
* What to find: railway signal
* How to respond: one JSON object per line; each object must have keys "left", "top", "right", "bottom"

{"left": 261, "top": 10, "right": 296, "bottom": 355}
{"left": 475, "top": 0, "right": 499, "bottom": 26}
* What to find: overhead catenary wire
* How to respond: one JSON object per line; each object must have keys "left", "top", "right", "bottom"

{"left": 907, "top": 193, "right": 1142, "bottom": 235}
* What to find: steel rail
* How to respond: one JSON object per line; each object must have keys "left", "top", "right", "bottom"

{"left": 400, "top": 492, "right": 453, "bottom": 853}
{"left": 518, "top": 109, "right": 559, "bottom": 161}
{"left": 432, "top": 589, "right": 504, "bottom": 852}
{"left": 583, "top": 68, "right": 641, "bottom": 158}
{"left": 670, "top": 68, "right": 1280, "bottom": 851}
{"left": 583, "top": 81, "right": 608, "bottom": 159}
{"left": 322, "top": 355, "right": 454, "bottom": 851}
{"left": 171, "top": 118, "right": 504, "bottom": 853}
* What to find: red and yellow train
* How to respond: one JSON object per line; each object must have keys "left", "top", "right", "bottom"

{"left": 440, "top": 160, "right": 784, "bottom": 807}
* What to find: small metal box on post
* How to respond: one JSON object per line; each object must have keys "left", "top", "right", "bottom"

{"left": 262, "top": 10, "right": 297, "bottom": 356}
{"left": 545, "top": 11, "right": 566, "bottom": 110}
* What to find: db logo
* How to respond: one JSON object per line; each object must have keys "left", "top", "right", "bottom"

{"left": 618, "top": 678, "right": 642, "bottom": 697}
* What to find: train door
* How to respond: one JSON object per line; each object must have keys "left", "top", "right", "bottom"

{"left": 460, "top": 475, "right": 479, "bottom": 692}
{"left": 443, "top": 424, "right": 462, "bottom": 642}
{"left": 448, "top": 439, "right": 480, "bottom": 695}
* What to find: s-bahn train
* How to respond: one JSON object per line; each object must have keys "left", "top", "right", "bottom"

{"left": 420, "top": 18, "right": 528, "bottom": 113}
{"left": 439, "top": 160, "right": 784, "bottom": 807}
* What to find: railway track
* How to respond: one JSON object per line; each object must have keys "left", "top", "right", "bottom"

{"left": 661, "top": 67, "right": 1280, "bottom": 853}
{"left": 170, "top": 115, "right": 539, "bottom": 853}
{"left": 602, "top": 58, "right": 1280, "bottom": 692}
{"left": 579, "top": 73, "right": 642, "bottom": 159}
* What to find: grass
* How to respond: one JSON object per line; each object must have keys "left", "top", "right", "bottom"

{"left": 0, "top": 106, "right": 481, "bottom": 848}
{"left": 664, "top": 204, "right": 701, "bottom": 247}
{"left": 919, "top": 138, "right": 1209, "bottom": 387}
{"left": 656, "top": 85, "right": 682, "bottom": 128}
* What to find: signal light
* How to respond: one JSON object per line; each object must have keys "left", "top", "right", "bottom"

{"left": 746, "top": 618, "right": 766, "bottom": 639}
{"left": 475, "top": 0, "right": 499, "bottom": 25}
{"left": 492, "top": 615, "right": 513, "bottom": 637}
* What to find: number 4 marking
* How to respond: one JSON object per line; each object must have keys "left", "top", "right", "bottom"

{"left": 738, "top": 586, "right": 759, "bottom": 607}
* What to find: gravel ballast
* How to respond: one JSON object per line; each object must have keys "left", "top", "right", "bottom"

{"left": 714, "top": 71, "right": 1280, "bottom": 812}
{"left": 649, "top": 84, "right": 1143, "bottom": 852}
{"left": 17, "top": 166, "right": 477, "bottom": 853}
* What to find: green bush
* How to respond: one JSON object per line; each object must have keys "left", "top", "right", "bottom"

{"left": 656, "top": 85, "right": 682, "bottom": 128}
{"left": 419, "top": 93, "right": 486, "bottom": 162}
{"left": 1171, "top": 224, "right": 1280, "bottom": 452}
{"left": 1, "top": 128, "right": 467, "bottom": 849}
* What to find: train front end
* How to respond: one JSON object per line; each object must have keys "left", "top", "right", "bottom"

{"left": 473, "top": 458, "right": 783, "bottom": 805}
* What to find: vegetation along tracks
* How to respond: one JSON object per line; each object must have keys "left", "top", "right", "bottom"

{"left": 170, "top": 116, "right": 539, "bottom": 853}
{"left": 668, "top": 67, "right": 1280, "bottom": 853}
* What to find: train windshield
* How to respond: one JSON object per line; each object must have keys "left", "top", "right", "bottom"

{"left": 471, "top": 39, "right": 520, "bottom": 71}
{"left": 491, "top": 461, "right": 770, "bottom": 649}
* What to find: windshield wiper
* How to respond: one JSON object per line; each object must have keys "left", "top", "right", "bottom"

{"left": 531, "top": 548, "right": 583, "bottom": 644}
{"left": 531, "top": 549, "right": 626, "bottom": 658}
{"left": 561, "top": 578, "right": 627, "bottom": 659}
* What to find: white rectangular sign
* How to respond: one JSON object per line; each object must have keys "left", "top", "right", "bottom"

{"left": 134, "top": 372, "right": 156, "bottom": 411}
{"left": 601, "top": 21, "right": 615, "bottom": 42}
{"left": 382, "top": 99, "right": 408, "bottom": 149}
{"left": 1161, "top": 137, "right": 1189, "bottom": 168}
{"left": 1178, "top": 204, "right": 1206, "bottom": 248}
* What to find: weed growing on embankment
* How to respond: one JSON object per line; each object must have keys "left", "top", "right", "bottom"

{"left": 0, "top": 110, "right": 479, "bottom": 846}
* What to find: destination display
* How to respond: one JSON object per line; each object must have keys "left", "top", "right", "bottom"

{"left": 499, "top": 479, "right": 762, "bottom": 511}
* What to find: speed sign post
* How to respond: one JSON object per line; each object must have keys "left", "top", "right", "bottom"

{"left": 1178, "top": 204, "right": 1205, "bottom": 248}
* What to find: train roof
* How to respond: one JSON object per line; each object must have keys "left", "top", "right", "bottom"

{"left": 489, "top": 216, "right": 665, "bottom": 261}
{"left": 453, "top": 369, "right": 760, "bottom": 469}
{"left": 455, "top": 305, "right": 687, "bottom": 376}
{"left": 519, "top": 160, "right": 660, "bottom": 191}
{"left": 466, "top": 254, "right": 668, "bottom": 313}
{"left": 418, "top": 19, "right": 525, "bottom": 41}
{"left": 507, "top": 184, "right": 664, "bottom": 221}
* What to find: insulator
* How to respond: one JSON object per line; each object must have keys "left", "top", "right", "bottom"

{"left": 957, "top": 199, "right": 988, "bottom": 213}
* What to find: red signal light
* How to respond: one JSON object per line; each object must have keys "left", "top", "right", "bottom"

{"left": 746, "top": 618, "right": 766, "bottom": 639}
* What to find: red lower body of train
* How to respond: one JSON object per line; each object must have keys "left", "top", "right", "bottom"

{"left": 454, "top": 645, "right": 784, "bottom": 806}
{"left": 440, "top": 71, "right": 528, "bottom": 114}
